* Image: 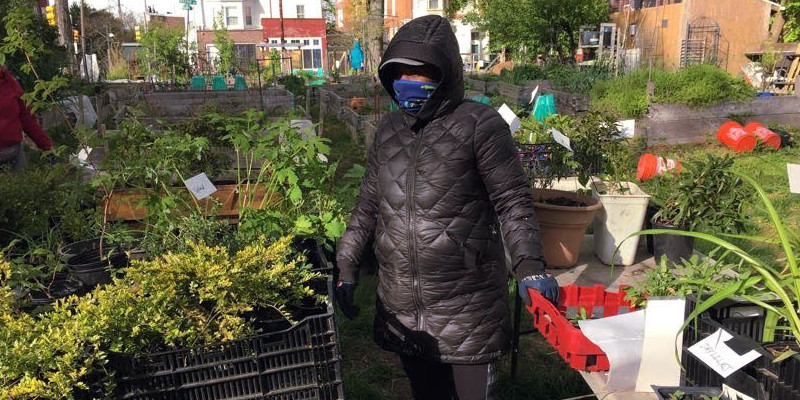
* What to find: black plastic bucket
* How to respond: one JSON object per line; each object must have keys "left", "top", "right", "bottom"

{"left": 652, "top": 221, "right": 694, "bottom": 267}
{"left": 67, "top": 247, "right": 129, "bottom": 287}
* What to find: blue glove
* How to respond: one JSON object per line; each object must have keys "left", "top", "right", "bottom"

{"left": 335, "top": 280, "right": 360, "bottom": 319}
{"left": 518, "top": 274, "right": 559, "bottom": 306}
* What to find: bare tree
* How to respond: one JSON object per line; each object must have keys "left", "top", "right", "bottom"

{"left": 364, "top": 0, "right": 383, "bottom": 74}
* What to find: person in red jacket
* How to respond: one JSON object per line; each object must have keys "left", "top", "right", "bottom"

{"left": 0, "top": 65, "right": 53, "bottom": 171}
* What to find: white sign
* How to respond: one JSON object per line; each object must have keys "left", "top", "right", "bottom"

{"left": 687, "top": 328, "right": 761, "bottom": 378}
{"left": 184, "top": 172, "right": 217, "bottom": 200}
{"left": 498, "top": 103, "right": 521, "bottom": 134}
{"left": 550, "top": 128, "right": 572, "bottom": 151}
{"left": 529, "top": 85, "right": 539, "bottom": 105}
{"left": 77, "top": 146, "right": 92, "bottom": 162}
{"left": 616, "top": 119, "right": 636, "bottom": 139}
{"left": 788, "top": 164, "right": 800, "bottom": 194}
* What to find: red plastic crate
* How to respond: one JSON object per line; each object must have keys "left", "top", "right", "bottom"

{"left": 524, "top": 284, "right": 634, "bottom": 371}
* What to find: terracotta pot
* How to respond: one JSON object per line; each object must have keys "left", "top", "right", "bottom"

{"left": 532, "top": 188, "right": 602, "bottom": 268}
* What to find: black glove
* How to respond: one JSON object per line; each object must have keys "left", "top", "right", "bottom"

{"left": 335, "top": 280, "right": 360, "bottom": 319}
{"left": 518, "top": 274, "right": 559, "bottom": 306}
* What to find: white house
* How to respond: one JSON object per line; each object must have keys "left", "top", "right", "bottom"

{"left": 193, "top": 0, "right": 327, "bottom": 72}
{"left": 410, "top": 0, "right": 491, "bottom": 71}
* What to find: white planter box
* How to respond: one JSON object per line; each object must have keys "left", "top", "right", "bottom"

{"left": 591, "top": 180, "right": 651, "bottom": 266}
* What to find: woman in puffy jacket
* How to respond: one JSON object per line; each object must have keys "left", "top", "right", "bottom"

{"left": 334, "top": 15, "right": 559, "bottom": 400}
{"left": 0, "top": 65, "right": 53, "bottom": 171}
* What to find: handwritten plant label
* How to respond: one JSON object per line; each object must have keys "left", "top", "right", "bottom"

{"left": 498, "top": 103, "right": 521, "bottom": 134}
{"left": 184, "top": 172, "right": 217, "bottom": 200}
{"left": 788, "top": 164, "right": 800, "bottom": 194}
{"left": 550, "top": 128, "right": 572, "bottom": 151}
{"left": 687, "top": 328, "right": 761, "bottom": 378}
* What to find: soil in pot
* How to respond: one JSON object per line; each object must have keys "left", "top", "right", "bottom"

{"left": 651, "top": 221, "right": 694, "bottom": 267}
{"left": 67, "top": 248, "right": 129, "bottom": 288}
{"left": 540, "top": 196, "right": 588, "bottom": 207}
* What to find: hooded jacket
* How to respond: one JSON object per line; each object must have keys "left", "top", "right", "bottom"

{"left": 0, "top": 68, "right": 52, "bottom": 151}
{"left": 336, "top": 15, "right": 546, "bottom": 363}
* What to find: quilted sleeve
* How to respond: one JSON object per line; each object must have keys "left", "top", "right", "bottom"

{"left": 473, "top": 107, "right": 546, "bottom": 278}
{"left": 335, "top": 133, "right": 381, "bottom": 282}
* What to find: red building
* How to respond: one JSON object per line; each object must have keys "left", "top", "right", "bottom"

{"left": 196, "top": 18, "right": 326, "bottom": 74}
{"left": 261, "top": 18, "right": 327, "bottom": 72}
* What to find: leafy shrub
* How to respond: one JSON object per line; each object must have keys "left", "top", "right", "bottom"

{"left": 279, "top": 75, "right": 307, "bottom": 99}
{"left": 546, "top": 62, "right": 613, "bottom": 93}
{"left": 591, "top": 65, "right": 756, "bottom": 118}
{"left": 499, "top": 65, "right": 546, "bottom": 85}
{"left": 590, "top": 68, "right": 652, "bottom": 118}
{"left": 0, "top": 237, "right": 319, "bottom": 399}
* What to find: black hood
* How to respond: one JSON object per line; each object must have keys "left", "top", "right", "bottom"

{"left": 379, "top": 15, "right": 464, "bottom": 122}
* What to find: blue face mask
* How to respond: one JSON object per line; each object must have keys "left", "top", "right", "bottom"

{"left": 393, "top": 79, "right": 439, "bottom": 115}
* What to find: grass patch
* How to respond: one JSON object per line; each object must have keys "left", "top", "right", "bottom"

{"left": 336, "top": 274, "right": 594, "bottom": 399}
{"left": 591, "top": 65, "right": 755, "bottom": 118}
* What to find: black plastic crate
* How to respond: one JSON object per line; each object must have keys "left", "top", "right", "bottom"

{"left": 114, "top": 276, "right": 343, "bottom": 400}
{"left": 685, "top": 295, "right": 790, "bottom": 343}
{"left": 682, "top": 315, "right": 800, "bottom": 400}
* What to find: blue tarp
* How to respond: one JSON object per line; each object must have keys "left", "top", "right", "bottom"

{"left": 351, "top": 39, "right": 363, "bottom": 71}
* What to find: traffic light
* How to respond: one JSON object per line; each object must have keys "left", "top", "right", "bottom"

{"left": 72, "top": 29, "right": 79, "bottom": 41}
{"left": 45, "top": 5, "right": 56, "bottom": 27}
{"left": 134, "top": 25, "right": 141, "bottom": 41}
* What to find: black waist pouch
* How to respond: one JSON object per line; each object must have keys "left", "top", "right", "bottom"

{"left": 373, "top": 297, "right": 440, "bottom": 360}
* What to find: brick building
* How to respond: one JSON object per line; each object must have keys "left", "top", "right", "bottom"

{"left": 194, "top": 0, "right": 326, "bottom": 73}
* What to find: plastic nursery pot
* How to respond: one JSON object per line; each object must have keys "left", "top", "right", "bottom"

{"left": 591, "top": 180, "right": 651, "bottom": 266}
{"left": 651, "top": 385, "right": 724, "bottom": 400}
{"left": 66, "top": 248, "right": 129, "bottom": 288}
{"left": 651, "top": 220, "right": 694, "bottom": 267}
{"left": 24, "top": 273, "right": 85, "bottom": 310}
{"left": 57, "top": 238, "right": 110, "bottom": 261}
{"left": 644, "top": 204, "right": 660, "bottom": 255}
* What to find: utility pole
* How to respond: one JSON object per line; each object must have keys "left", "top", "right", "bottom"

{"left": 117, "top": 0, "right": 123, "bottom": 20}
{"left": 55, "top": 0, "right": 76, "bottom": 74}
{"left": 80, "top": 0, "right": 90, "bottom": 81}
{"left": 279, "top": 0, "right": 286, "bottom": 73}
{"left": 200, "top": 0, "right": 206, "bottom": 29}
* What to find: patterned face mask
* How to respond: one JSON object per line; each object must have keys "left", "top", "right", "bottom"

{"left": 393, "top": 79, "right": 439, "bottom": 115}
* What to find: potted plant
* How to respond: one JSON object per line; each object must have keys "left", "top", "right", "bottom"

{"left": 647, "top": 155, "right": 750, "bottom": 266}
{"left": 566, "top": 112, "right": 648, "bottom": 266}
{"left": 634, "top": 173, "right": 800, "bottom": 397}
{"left": 515, "top": 115, "right": 601, "bottom": 268}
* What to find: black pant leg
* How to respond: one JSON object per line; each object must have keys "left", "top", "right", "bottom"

{"left": 451, "top": 361, "right": 500, "bottom": 400}
{"left": 399, "top": 355, "right": 456, "bottom": 400}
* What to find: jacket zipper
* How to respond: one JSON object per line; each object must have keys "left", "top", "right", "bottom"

{"left": 407, "top": 131, "right": 425, "bottom": 330}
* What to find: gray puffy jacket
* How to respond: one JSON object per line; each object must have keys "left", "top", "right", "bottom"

{"left": 337, "top": 15, "right": 546, "bottom": 364}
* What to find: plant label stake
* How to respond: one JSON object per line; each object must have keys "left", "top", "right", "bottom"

{"left": 184, "top": 172, "right": 217, "bottom": 200}
{"left": 550, "top": 128, "right": 572, "bottom": 151}
{"left": 497, "top": 104, "right": 520, "bottom": 134}
{"left": 788, "top": 163, "right": 800, "bottom": 194}
{"left": 687, "top": 328, "right": 761, "bottom": 378}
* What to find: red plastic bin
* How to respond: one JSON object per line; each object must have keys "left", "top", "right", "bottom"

{"left": 524, "top": 284, "right": 634, "bottom": 371}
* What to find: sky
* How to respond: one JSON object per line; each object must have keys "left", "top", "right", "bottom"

{"left": 70, "top": 0, "right": 202, "bottom": 23}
